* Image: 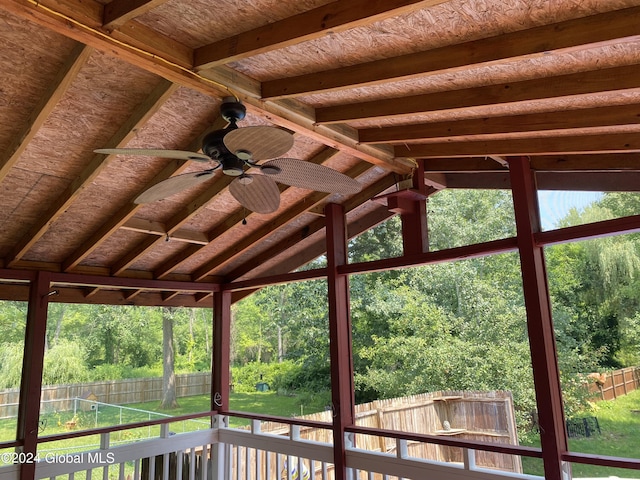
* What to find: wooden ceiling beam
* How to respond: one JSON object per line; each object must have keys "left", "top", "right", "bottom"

{"left": 6, "top": 80, "right": 178, "bottom": 268}
{"left": 530, "top": 154, "right": 640, "bottom": 172}
{"left": 121, "top": 218, "right": 209, "bottom": 245}
{"left": 262, "top": 6, "right": 640, "bottom": 99}
{"left": 316, "top": 64, "right": 640, "bottom": 124}
{"left": 102, "top": 0, "right": 169, "bottom": 28}
{"left": 422, "top": 154, "right": 640, "bottom": 173}
{"left": 358, "top": 103, "right": 640, "bottom": 144}
{"left": 193, "top": 0, "right": 449, "bottom": 70}
{"left": 0, "top": 44, "right": 91, "bottom": 184}
{"left": 395, "top": 133, "right": 640, "bottom": 158}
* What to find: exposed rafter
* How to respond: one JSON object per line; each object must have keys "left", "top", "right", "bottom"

{"left": 315, "top": 64, "right": 640, "bottom": 124}
{"left": 262, "top": 6, "right": 640, "bottom": 99}
{"left": 193, "top": 0, "right": 450, "bottom": 69}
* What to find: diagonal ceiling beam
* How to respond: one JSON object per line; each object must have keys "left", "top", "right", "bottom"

{"left": 395, "top": 133, "right": 640, "bottom": 158}
{"left": 2, "top": 0, "right": 411, "bottom": 174}
{"left": 0, "top": 44, "right": 91, "bottom": 184}
{"left": 103, "top": 0, "right": 169, "bottom": 28}
{"left": 193, "top": 0, "right": 450, "bottom": 70}
{"left": 262, "top": 6, "right": 640, "bottom": 99}
{"left": 315, "top": 64, "right": 640, "bottom": 124}
{"left": 6, "top": 79, "right": 178, "bottom": 268}
{"left": 358, "top": 103, "right": 640, "bottom": 144}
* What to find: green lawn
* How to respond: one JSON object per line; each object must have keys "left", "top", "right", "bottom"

{"left": 0, "top": 390, "right": 330, "bottom": 464}
{"left": 521, "top": 389, "right": 640, "bottom": 478}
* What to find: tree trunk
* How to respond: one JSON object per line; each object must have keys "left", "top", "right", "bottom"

{"left": 160, "top": 308, "right": 179, "bottom": 409}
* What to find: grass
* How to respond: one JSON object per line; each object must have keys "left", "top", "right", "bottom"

{"left": 0, "top": 390, "right": 331, "bottom": 464}
{"left": 521, "top": 389, "right": 640, "bottom": 478}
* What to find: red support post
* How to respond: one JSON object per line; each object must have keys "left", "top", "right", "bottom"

{"left": 325, "top": 203, "right": 355, "bottom": 480}
{"left": 212, "top": 290, "right": 232, "bottom": 413}
{"left": 400, "top": 160, "right": 429, "bottom": 255}
{"left": 508, "top": 157, "right": 568, "bottom": 480}
{"left": 17, "top": 271, "right": 51, "bottom": 480}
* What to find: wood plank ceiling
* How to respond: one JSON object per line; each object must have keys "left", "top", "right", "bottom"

{"left": 1, "top": 0, "right": 640, "bottom": 305}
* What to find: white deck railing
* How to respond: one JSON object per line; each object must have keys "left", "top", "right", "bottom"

{"left": 0, "top": 414, "right": 545, "bottom": 480}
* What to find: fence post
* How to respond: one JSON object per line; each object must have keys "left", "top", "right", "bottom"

{"left": 611, "top": 372, "right": 617, "bottom": 399}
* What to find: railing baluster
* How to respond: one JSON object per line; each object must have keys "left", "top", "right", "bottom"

{"left": 176, "top": 451, "right": 183, "bottom": 480}
{"left": 148, "top": 456, "right": 156, "bottom": 480}
{"left": 118, "top": 461, "right": 125, "bottom": 480}
{"left": 134, "top": 458, "right": 140, "bottom": 480}
{"left": 189, "top": 447, "right": 196, "bottom": 480}
{"left": 276, "top": 454, "right": 282, "bottom": 480}
{"left": 265, "top": 450, "right": 271, "bottom": 480}
{"left": 201, "top": 444, "right": 208, "bottom": 480}
{"left": 235, "top": 445, "right": 241, "bottom": 480}
{"left": 463, "top": 448, "right": 476, "bottom": 470}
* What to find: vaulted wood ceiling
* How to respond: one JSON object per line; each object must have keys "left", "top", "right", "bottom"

{"left": 1, "top": 0, "right": 640, "bottom": 305}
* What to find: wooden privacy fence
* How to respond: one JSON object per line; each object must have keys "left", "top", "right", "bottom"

{"left": 256, "top": 390, "right": 522, "bottom": 475}
{"left": 0, "top": 372, "right": 211, "bottom": 418}
{"left": 587, "top": 366, "right": 640, "bottom": 401}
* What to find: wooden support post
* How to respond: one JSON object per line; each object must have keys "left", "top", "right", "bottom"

{"left": 17, "top": 271, "right": 51, "bottom": 480}
{"left": 325, "top": 203, "right": 355, "bottom": 480}
{"left": 400, "top": 160, "right": 429, "bottom": 255}
{"left": 212, "top": 290, "right": 232, "bottom": 413}
{"left": 508, "top": 157, "right": 568, "bottom": 480}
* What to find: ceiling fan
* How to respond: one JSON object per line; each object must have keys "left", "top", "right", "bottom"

{"left": 95, "top": 97, "right": 362, "bottom": 214}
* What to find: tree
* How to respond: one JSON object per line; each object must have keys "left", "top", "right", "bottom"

{"left": 160, "top": 307, "right": 179, "bottom": 409}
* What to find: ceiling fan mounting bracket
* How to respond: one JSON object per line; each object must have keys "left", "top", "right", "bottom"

{"left": 220, "top": 96, "right": 246, "bottom": 123}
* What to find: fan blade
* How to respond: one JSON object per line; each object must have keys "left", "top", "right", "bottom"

{"left": 95, "top": 148, "right": 211, "bottom": 163}
{"left": 229, "top": 174, "right": 280, "bottom": 214}
{"left": 260, "top": 158, "right": 362, "bottom": 194}
{"left": 135, "top": 170, "right": 216, "bottom": 203}
{"left": 223, "top": 126, "right": 294, "bottom": 160}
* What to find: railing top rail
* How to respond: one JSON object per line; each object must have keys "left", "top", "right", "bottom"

{"left": 38, "top": 410, "right": 216, "bottom": 443}
{"left": 563, "top": 452, "right": 640, "bottom": 470}
{"left": 346, "top": 425, "right": 543, "bottom": 459}
{"left": 224, "top": 410, "right": 332, "bottom": 429}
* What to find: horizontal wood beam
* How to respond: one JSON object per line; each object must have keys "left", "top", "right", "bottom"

{"left": 316, "top": 64, "right": 640, "bottom": 124}
{"left": 193, "top": 0, "right": 448, "bottom": 69}
{"left": 395, "top": 133, "right": 640, "bottom": 158}
{"left": 358, "top": 103, "right": 640, "bottom": 144}
{"left": 262, "top": 5, "right": 640, "bottom": 99}
{"left": 121, "top": 218, "right": 209, "bottom": 245}
{"left": 422, "top": 154, "right": 640, "bottom": 173}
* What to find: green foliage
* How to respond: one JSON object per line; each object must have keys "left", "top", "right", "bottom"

{"left": 88, "top": 364, "right": 162, "bottom": 381}
{"left": 231, "top": 360, "right": 302, "bottom": 393}
{"left": 42, "top": 339, "right": 89, "bottom": 385}
{"left": 0, "top": 343, "right": 24, "bottom": 389}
